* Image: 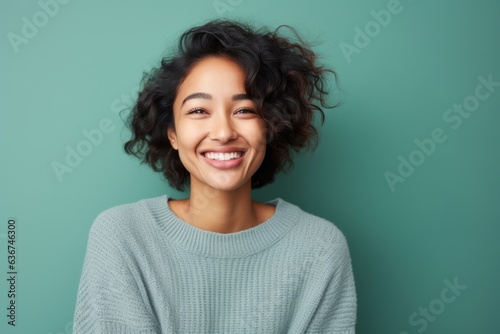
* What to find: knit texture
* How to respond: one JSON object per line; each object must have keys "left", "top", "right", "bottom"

{"left": 73, "top": 194, "right": 357, "bottom": 333}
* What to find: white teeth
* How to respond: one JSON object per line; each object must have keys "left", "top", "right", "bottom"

{"left": 204, "top": 152, "right": 243, "bottom": 161}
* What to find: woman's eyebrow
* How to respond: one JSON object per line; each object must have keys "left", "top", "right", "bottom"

{"left": 181, "top": 92, "right": 251, "bottom": 106}
{"left": 182, "top": 92, "right": 211, "bottom": 106}
{"left": 232, "top": 93, "right": 251, "bottom": 101}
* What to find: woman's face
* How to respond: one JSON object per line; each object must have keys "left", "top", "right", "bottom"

{"left": 168, "top": 56, "right": 267, "bottom": 192}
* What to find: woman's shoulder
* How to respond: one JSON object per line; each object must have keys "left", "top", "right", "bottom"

{"left": 88, "top": 194, "right": 165, "bottom": 241}
{"left": 278, "top": 198, "right": 351, "bottom": 255}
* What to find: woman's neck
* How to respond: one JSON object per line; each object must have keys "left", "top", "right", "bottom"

{"left": 169, "top": 180, "right": 274, "bottom": 234}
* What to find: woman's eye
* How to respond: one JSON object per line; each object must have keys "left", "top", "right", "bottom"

{"left": 187, "top": 108, "right": 206, "bottom": 115}
{"left": 236, "top": 108, "right": 255, "bottom": 114}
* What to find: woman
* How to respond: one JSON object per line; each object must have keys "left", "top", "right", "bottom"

{"left": 73, "top": 19, "right": 357, "bottom": 333}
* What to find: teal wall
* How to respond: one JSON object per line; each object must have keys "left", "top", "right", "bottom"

{"left": 1, "top": 0, "right": 499, "bottom": 333}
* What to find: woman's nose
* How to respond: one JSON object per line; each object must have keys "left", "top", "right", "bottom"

{"left": 208, "top": 114, "right": 237, "bottom": 143}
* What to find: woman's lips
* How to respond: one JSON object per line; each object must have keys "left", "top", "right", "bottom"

{"left": 201, "top": 151, "right": 246, "bottom": 169}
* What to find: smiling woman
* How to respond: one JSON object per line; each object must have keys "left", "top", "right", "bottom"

{"left": 73, "top": 19, "right": 357, "bottom": 333}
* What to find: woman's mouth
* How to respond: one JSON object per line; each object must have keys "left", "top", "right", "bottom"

{"left": 200, "top": 150, "right": 247, "bottom": 169}
{"left": 202, "top": 151, "right": 244, "bottom": 161}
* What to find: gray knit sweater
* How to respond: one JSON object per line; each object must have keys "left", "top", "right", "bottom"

{"left": 73, "top": 194, "right": 356, "bottom": 333}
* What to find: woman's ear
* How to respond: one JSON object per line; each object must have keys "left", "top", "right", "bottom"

{"left": 167, "top": 127, "right": 178, "bottom": 150}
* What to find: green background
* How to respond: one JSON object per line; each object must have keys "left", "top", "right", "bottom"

{"left": 1, "top": 0, "right": 499, "bottom": 333}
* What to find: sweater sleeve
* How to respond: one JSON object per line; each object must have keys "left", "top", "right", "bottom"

{"left": 305, "top": 232, "right": 357, "bottom": 334}
{"left": 73, "top": 212, "right": 160, "bottom": 334}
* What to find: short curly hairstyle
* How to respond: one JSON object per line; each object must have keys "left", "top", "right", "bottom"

{"left": 123, "top": 19, "right": 339, "bottom": 191}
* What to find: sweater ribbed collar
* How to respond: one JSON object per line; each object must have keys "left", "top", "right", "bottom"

{"left": 146, "top": 195, "right": 300, "bottom": 258}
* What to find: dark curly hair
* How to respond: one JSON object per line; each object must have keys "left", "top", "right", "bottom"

{"left": 123, "top": 19, "right": 339, "bottom": 191}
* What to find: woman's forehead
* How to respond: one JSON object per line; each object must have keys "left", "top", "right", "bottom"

{"left": 174, "top": 57, "right": 248, "bottom": 106}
